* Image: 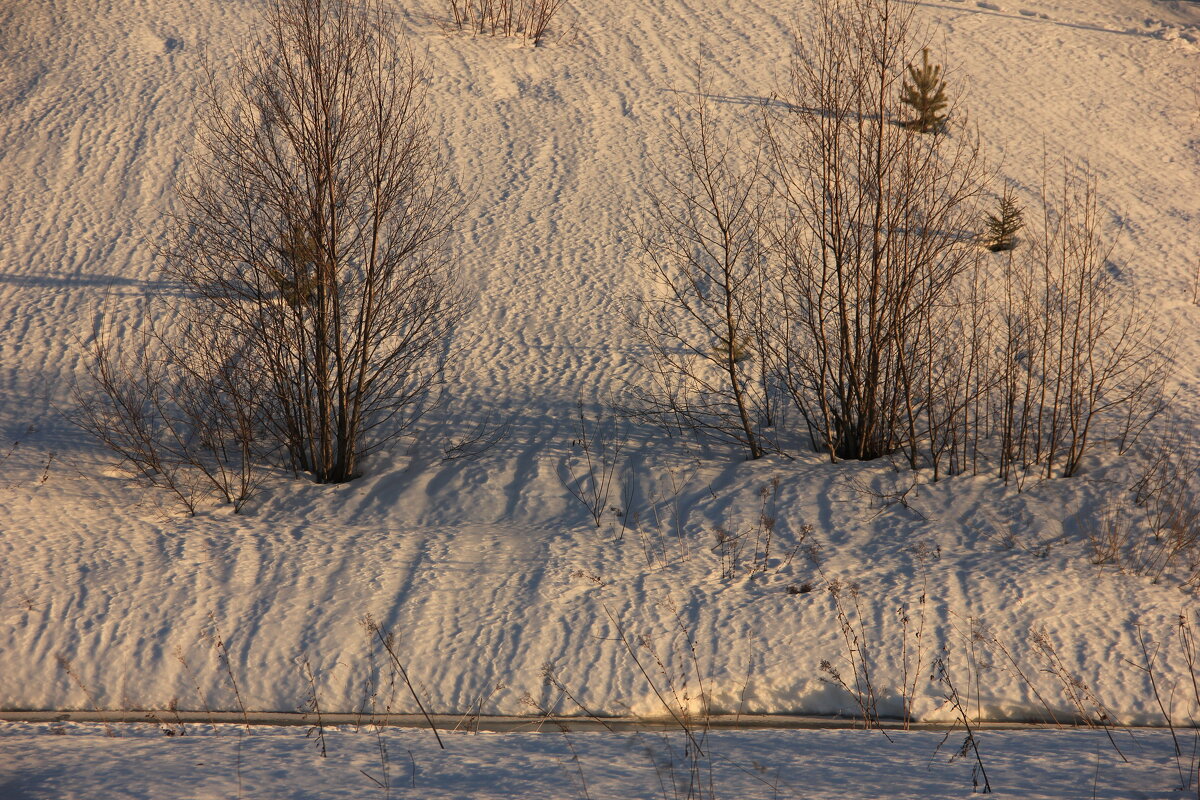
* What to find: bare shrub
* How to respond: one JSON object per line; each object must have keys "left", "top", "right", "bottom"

{"left": 75, "top": 0, "right": 467, "bottom": 500}
{"left": 628, "top": 71, "right": 772, "bottom": 460}
{"left": 1087, "top": 435, "right": 1200, "bottom": 587}
{"left": 73, "top": 322, "right": 262, "bottom": 513}
{"left": 713, "top": 480, "right": 781, "bottom": 580}
{"left": 1132, "top": 436, "right": 1200, "bottom": 585}
{"left": 992, "top": 168, "right": 1171, "bottom": 482}
{"left": 761, "top": 0, "right": 989, "bottom": 467}
{"left": 1085, "top": 501, "right": 1131, "bottom": 568}
{"left": 627, "top": 0, "right": 1170, "bottom": 488}
{"left": 446, "top": 0, "right": 566, "bottom": 45}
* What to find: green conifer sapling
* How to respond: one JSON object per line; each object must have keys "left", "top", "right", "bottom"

{"left": 900, "top": 48, "right": 948, "bottom": 133}
{"left": 984, "top": 189, "right": 1025, "bottom": 252}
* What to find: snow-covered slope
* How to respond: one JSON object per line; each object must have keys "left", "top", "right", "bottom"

{"left": 0, "top": 0, "right": 1198, "bottom": 725}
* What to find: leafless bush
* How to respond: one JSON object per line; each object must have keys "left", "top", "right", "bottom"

{"left": 519, "top": 678, "right": 597, "bottom": 799}
{"left": 1029, "top": 615, "right": 1200, "bottom": 794}
{"left": 992, "top": 168, "right": 1170, "bottom": 482}
{"left": 761, "top": 0, "right": 988, "bottom": 467}
{"left": 446, "top": 0, "right": 566, "bottom": 45}
{"left": 74, "top": 0, "right": 467, "bottom": 500}
{"left": 711, "top": 527, "right": 743, "bottom": 582}
{"left": 1087, "top": 436, "right": 1200, "bottom": 587}
{"left": 631, "top": 468, "right": 799, "bottom": 575}
{"left": 712, "top": 480, "right": 780, "bottom": 580}
{"left": 628, "top": 0, "right": 1170, "bottom": 486}
{"left": 73, "top": 323, "right": 262, "bottom": 513}
{"left": 1085, "top": 501, "right": 1132, "bottom": 568}
{"left": 628, "top": 70, "right": 772, "bottom": 460}
{"left": 1133, "top": 437, "right": 1200, "bottom": 580}
{"left": 174, "top": 645, "right": 218, "bottom": 728}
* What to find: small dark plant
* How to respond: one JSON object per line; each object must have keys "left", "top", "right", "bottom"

{"left": 558, "top": 401, "right": 623, "bottom": 528}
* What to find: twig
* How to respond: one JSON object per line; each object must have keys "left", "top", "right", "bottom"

{"left": 362, "top": 614, "right": 445, "bottom": 749}
{"left": 300, "top": 657, "right": 328, "bottom": 758}
{"left": 934, "top": 654, "right": 992, "bottom": 794}
{"left": 204, "top": 612, "right": 249, "bottom": 728}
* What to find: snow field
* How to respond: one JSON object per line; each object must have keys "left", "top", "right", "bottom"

{"left": 0, "top": 0, "right": 1198, "bottom": 757}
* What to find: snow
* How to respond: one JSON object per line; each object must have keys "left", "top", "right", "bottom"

{"left": 0, "top": 722, "right": 1194, "bottom": 799}
{"left": 1, "top": 0, "right": 1199, "bottom": 794}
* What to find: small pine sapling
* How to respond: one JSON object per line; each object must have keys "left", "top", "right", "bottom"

{"left": 984, "top": 189, "right": 1025, "bottom": 252}
{"left": 900, "top": 48, "right": 949, "bottom": 133}
{"left": 713, "top": 333, "right": 754, "bottom": 364}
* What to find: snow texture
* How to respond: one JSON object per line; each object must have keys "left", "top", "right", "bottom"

{"left": 1, "top": 0, "right": 1199, "bottom": 764}
{"left": 0, "top": 722, "right": 1193, "bottom": 799}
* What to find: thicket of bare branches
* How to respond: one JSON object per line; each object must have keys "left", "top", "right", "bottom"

{"left": 992, "top": 169, "right": 1169, "bottom": 482}
{"left": 627, "top": 80, "right": 772, "bottom": 460}
{"left": 73, "top": 0, "right": 467, "bottom": 505}
{"left": 762, "top": 0, "right": 988, "bottom": 467}
{"left": 446, "top": 0, "right": 566, "bottom": 45}
{"left": 628, "top": 0, "right": 1170, "bottom": 481}
{"left": 74, "top": 321, "right": 261, "bottom": 513}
